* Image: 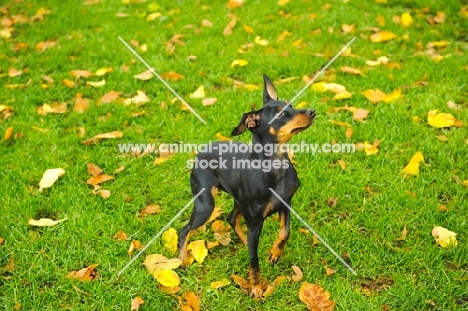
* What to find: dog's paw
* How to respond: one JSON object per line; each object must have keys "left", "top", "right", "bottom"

{"left": 249, "top": 285, "right": 263, "bottom": 299}
{"left": 268, "top": 247, "right": 282, "bottom": 265}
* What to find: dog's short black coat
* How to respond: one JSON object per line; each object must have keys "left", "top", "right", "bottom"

{"left": 178, "top": 74, "right": 315, "bottom": 298}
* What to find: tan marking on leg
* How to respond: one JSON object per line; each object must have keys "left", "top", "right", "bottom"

{"left": 211, "top": 186, "right": 218, "bottom": 197}
{"left": 178, "top": 229, "right": 195, "bottom": 266}
{"left": 249, "top": 267, "right": 263, "bottom": 298}
{"left": 262, "top": 199, "right": 275, "bottom": 218}
{"left": 268, "top": 213, "right": 289, "bottom": 264}
{"left": 234, "top": 212, "right": 247, "bottom": 245}
{"left": 269, "top": 126, "right": 276, "bottom": 135}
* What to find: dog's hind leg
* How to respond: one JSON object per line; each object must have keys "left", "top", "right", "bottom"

{"left": 178, "top": 176, "right": 217, "bottom": 266}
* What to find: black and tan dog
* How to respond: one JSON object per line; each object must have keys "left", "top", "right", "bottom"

{"left": 178, "top": 74, "right": 315, "bottom": 298}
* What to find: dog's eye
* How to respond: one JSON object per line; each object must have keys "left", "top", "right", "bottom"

{"left": 276, "top": 111, "right": 284, "bottom": 118}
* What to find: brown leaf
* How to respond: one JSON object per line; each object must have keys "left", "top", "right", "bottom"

{"left": 299, "top": 282, "right": 336, "bottom": 311}
{"left": 138, "top": 204, "right": 162, "bottom": 218}
{"left": 395, "top": 224, "right": 407, "bottom": 241}
{"left": 128, "top": 240, "right": 143, "bottom": 256}
{"left": 98, "top": 90, "right": 121, "bottom": 104}
{"left": 8, "top": 67, "right": 25, "bottom": 77}
{"left": 223, "top": 14, "right": 237, "bottom": 36}
{"left": 66, "top": 264, "right": 99, "bottom": 281}
{"left": 433, "top": 12, "right": 446, "bottom": 24}
{"left": 231, "top": 274, "right": 250, "bottom": 293}
{"left": 70, "top": 70, "right": 93, "bottom": 79}
{"left": 183, "top": 291, "right": 200, "bottom": 311}
{"left": 131, "top": 296, "right": 144, "bottom": 311}
{"left": 114, "top": 230, "right": 128, "bottom": 241}
{"left": 325, "top": 266, "right": 336, "bottom": 276}
{"left": 160, "top": 71, "right": 183, "bottom": 81}
{"left": 327, "top": 197, "right": 338, "bottom": 208}
{"left": 340, "top": 66, "right": 364, "bottom": 76}
{"left": 87, "top": 163, "right": 103, "bottom": 177}
{"left": 37, "top": 102, "right": 67, "bottom": 115}
{"left": 62, "top": 79, "right": 75, "bottom": 88}
{"left": 86, "top": 174, "right": 113, "bottom": 186}
{"left": 291, "top": 265, "right": 303, "bottom": 282}
{"left": 35, "top": 40, "right": 58, "bottom": 52}
{"left": 345, "top": 127, "right": 353, "bottom": 139}
{"left": 74, "top": 93, "right": 90, "bottom": 113}
{"left": 134, "top": 70, "right": 154, "bottom": 81}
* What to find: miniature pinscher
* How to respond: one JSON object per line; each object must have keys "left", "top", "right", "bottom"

{"left": 178, "top": 74, "right": 315, "bottom": 298}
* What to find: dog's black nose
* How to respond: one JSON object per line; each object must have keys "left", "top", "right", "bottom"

{"left": 306, "top": 109, "right": 315, "bottom": 117}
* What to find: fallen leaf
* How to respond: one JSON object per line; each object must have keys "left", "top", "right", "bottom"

{"left": 123, "top": 90, "right": 150, "bottom": 105}
{"left": 98, "top": 90, "right": 121, "bottom": 104}
{"left": 28, "top": 218, "right": 67, "bottom": 227}
{"left": 86, "top": 79, "right": 106, "bottom": 87}
{"left": 87, "top": 174, "right": 113, "bottom": 186}
{"left": 396, "top": 225, "right": 408, "bottom": 241}
{"left": 299, "top": 282, "right": 336, "bottom": 311}
{"left": 70, "top": 70, "right": 93, "bottom": 79}
{"left": 223, "top": 14, "right": 237, "bottom": 35}
{"left": 278, "top": 0, "right": 290, "bottom": 5}
{"left": 202, "top": 98, "right": 217, "bottom": 106}
{"left": 134, "top": 70, "right": 154, "bottom": 81}
{"left": 263, "top": 284, "right": 275, "bottom": 298}
{"left": 254, "top": 36, "right": 269, "bottom": 46}
{"left": 87, "top": 163, "right": 103, "bottom": 177}
{"left": 39, "top": 168, "right": 65, "bottom": 191}
{"left": 182, "top": 291, "right": 200, "bottom": 311}
{"left": 363, "top": 89, "right": 386, "bottom": 104}
{"left": 325, "top": 266, "right": 336, "bottom": 276}
{"left": 432, "top": 226, "right": 457, "bottom": 249}
{"left": 401, "top": 151, "right": 424, "bottom": 176}
{"left": 187, "top": 240, "right": 208, "bottom": 264}
{"left": 231, "top": 274, "right": 250, "bottom": 292}
{"left": 337, "top": 160, "right": 346, "bottom": 170}
{"left": 332, "top": 91, "right": 352, "bottom": 100}
{"left": 190, "top": 85, "right": 205, "bottom": 99}
{"left": 160, "top": 71, "right": 183, "bottom": 81}
{"left": 3, "top": 127, "right": 14, "bottom": 141}
{"left": 291, "top": 265, "right": 303, "bottom": 282}
{"left": 211, "top": 278, "right": 231, "bottom": 289}
{"left": 131, "top": 296, "right": 144, "bottom": 311}
{"left": 231, "top": 59, "right": 248, "bottom": 68}
{"left": 243, "top": 24, "right": 255, "bottom": 34}
{"left": 38, "top": 102, "right": 67, "bottom": 115}
{"left": 383, "top": 89, "right": 402, "bottom": 103}
{"left": 74, "top": 93, "right": 90, "bottom": 113}
{"left": 114, "top": 230, "right": 128, "bottom": 241}
{"left": 277, "top": 30, "right": 292, "bottom": 41}
{"left": 329, "top": 120, "right": 352, "bottom": 127}
{"left": 433, "top": 12, "right": 446, "bottom": 24}
{"left": 370, "top": 31, "right": 397, "bottom": 42}
{"left": 345, "top": 127, "right": 353, "bottom": 139}
{"left": 0, "top": 237, "right": 4, "bottom": 245}
{"left": 162, "top": 228, "right": 178, "bottom": 254}
{"left": 202, "top": 19, "right": 213, "bottom": 27}
{"left": 128, "top": 240, "right": 143, "bottom": 256}
{"left": 35, "top": 40, "right": 58, "bottom": 52}
{"left": 427, "top": 110, "right": 455, "bottom": 128}
{"left": 401, "top": 12, "right": 413, "bottom": 27}
{"left": 340, "top": 66, "right": 364, "bottom": 76}
{"left": 153, "top": 269, "right": 180, "bottom": 287}
{"left": 364, "top": 141, "right": 379, "bottom": 155}
{"left": 327, "top": 197, "right": 338, "bottom": 208}
{"left": 66, "top": 264, "right": 99, "bottom": 281}
{"left": 138, "top": 204, "right": 162, "bottom": 218}
{"left": 95, "top": 67, "right": 112, "bottom": 76}
{"left": 143, "top": 254, "right": 182, "bottom": 273}
{"left": 216, "top": 133, "right": 232, "bottom": 141}
{"left": 341, "top": 23, "right": 355, "bottom": 33}
{"left": 447, "top": 100, "right": 461, "bottom": 110}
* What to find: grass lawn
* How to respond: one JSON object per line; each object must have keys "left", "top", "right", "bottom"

{"left": 1, "top": 0, "right": 467, "bottom": 310}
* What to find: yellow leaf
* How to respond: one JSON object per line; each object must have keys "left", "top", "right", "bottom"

{"left": 383, "top": 89, "right": 402, "bottom": 103}
{"left": 432, "top": 226, "right": 457, "bottom": 249}
{"left": 134, "top": 70, "right": 154, "bottom": 81}
{"left": 430, "top": 40, "right": 450, "bottom": 47}
{"left": 254, "top": 36, "right": 269, "bottom": 46}
{"left": 146, "top": 12, "right": 162, "bottom": 21}
{"left": 162, "top": 228, "right": 178, "bottom": 254}
{"left": 94, "top": 131, "right": 123, "bottom": 139}
{"left": 202, "top": 98, "right": 217, "bottom": 106}
{"left": 187, "top": 240, "right": 208, "bottom": 264}
{"left": 427, "top": 110, "right": 455, "bottom": 128}
{"left": 340, "top": 66, "right": 364, "bottom": 76}
{"left": 143, "top": 254, "right": 182, "bottom": 273}
{"left": 94, "top": 67, "right": 112, "bottom": 76}
{"left": 3, "top": 127, "right": 14, "bottom": 141}
{"left": 311, "top": 82, "right": 328, "bottom": 92}
{"left": 401, "top": 12, "right": 413, "bottom": 27}
{"left": 86, "top": 79, "right": 106, "bottom": 87}
{"left": 299, "top": 282, "right": 336, "bottom": 311}
{"left": 28, "top": 218, "right": 67, "bottom": 227}
{"left": 332, "top": 91, "right": 352, "bottom": 100}
{"left": 131, "top": 296, "right": 144, "bottom": 311}
{"left": 39, "top": 168, "right": 66, "bottom": 191}
{"left": 210, "top": 278, "right": 231, "bottom": 289}
{"left": 277, "top": 30, "right": 292, "bottom": 41}
{"left": 341, "top": 23, "right": 355, "bottom": 33}
{"left": 190, "top": 85, "right": 205, "bottom": 99}
{"left": 401, "top": 151, "right": 424, "bottom": 176}
{"left": 153, "top": 269, "right": 180, "bottom": 287}
{"left": 231, "top": 59, "right": 248, "bottom": 68}
{"left": 243, "top": 25, "right": 255, "bottom": 34}
{"left": 278, "top": 0, "right": 290, "bottom": 6}
{"left": 123, "top": 90, "right": 150, "bottom": 105}
{"left": 370, "top": 31, "right": 397, "bottom": 43}
{"left": 324, "top": 83, "right": 347, "bottom": 94}
{"left": 364, "top": 141, "right": 379, "bottom": 155}
{"left": 296, "top": 101, "right": 308, "bottom": 108}
{"left": 363, "top": 89, "right": 386, "bottom": 104}
{"left": 216, "top": 133, "right": 232, "bottom": 141}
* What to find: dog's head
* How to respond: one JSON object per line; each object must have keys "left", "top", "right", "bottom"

{"left": 232, "top": 74, "right": 315, "bottom": 144}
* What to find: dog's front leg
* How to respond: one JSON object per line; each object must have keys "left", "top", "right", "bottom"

{"left": 268, "top": 209, "right": 290, "bottom": 264}
{"left": 247, "top": 221, "right": 264, "bottom": 298}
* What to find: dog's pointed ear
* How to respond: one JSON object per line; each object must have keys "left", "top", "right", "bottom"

{"left": 231, "top": 111, "right": 261, "bottom": 136}
{"left": 263, "top": 74, "right": 278, "bottom": 105}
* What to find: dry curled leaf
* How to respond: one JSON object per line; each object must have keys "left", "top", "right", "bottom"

{"left": 231, "top": 274, "right": 250, "bottom": 293}
{"left": 114, "top": 230, "right": 128, "bottom": 241}
{"left": 28, "top": 218, "right": 67, "bottom": 227}
{"left": 291, "top": 265, "right": 304, "bottom": 282}
{"left": 138, "top": 204, "right": 162, "bottom": 218}
{"left": 39, "top": 168, "right": 65, "bottom": 191}
{"left": 182, "top": 291, "right": 200, "bottom": 311}
{"left": 87, "top": 163, "right": 102, "bottom": 177}
{"left": 134, "top": 69, "right": 154, "bottom": 81}
{"left": 299, "top": 282, "right": 335, "bottom": 311}
{"left": 87, "top": 174, "right": 113, "bottom": 186}
{"left": 128, "top": 240, "right": 143, "bottom": 256}
{"left": 131, "top": 296, "right": 144, "bottom": 311}
{"left": 66, "top": 264, "right": 99, "bottom": 281}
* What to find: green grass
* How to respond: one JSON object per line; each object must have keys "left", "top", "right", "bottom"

{"left": 1, "top": 0, "right": 467, "bottom": 310}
